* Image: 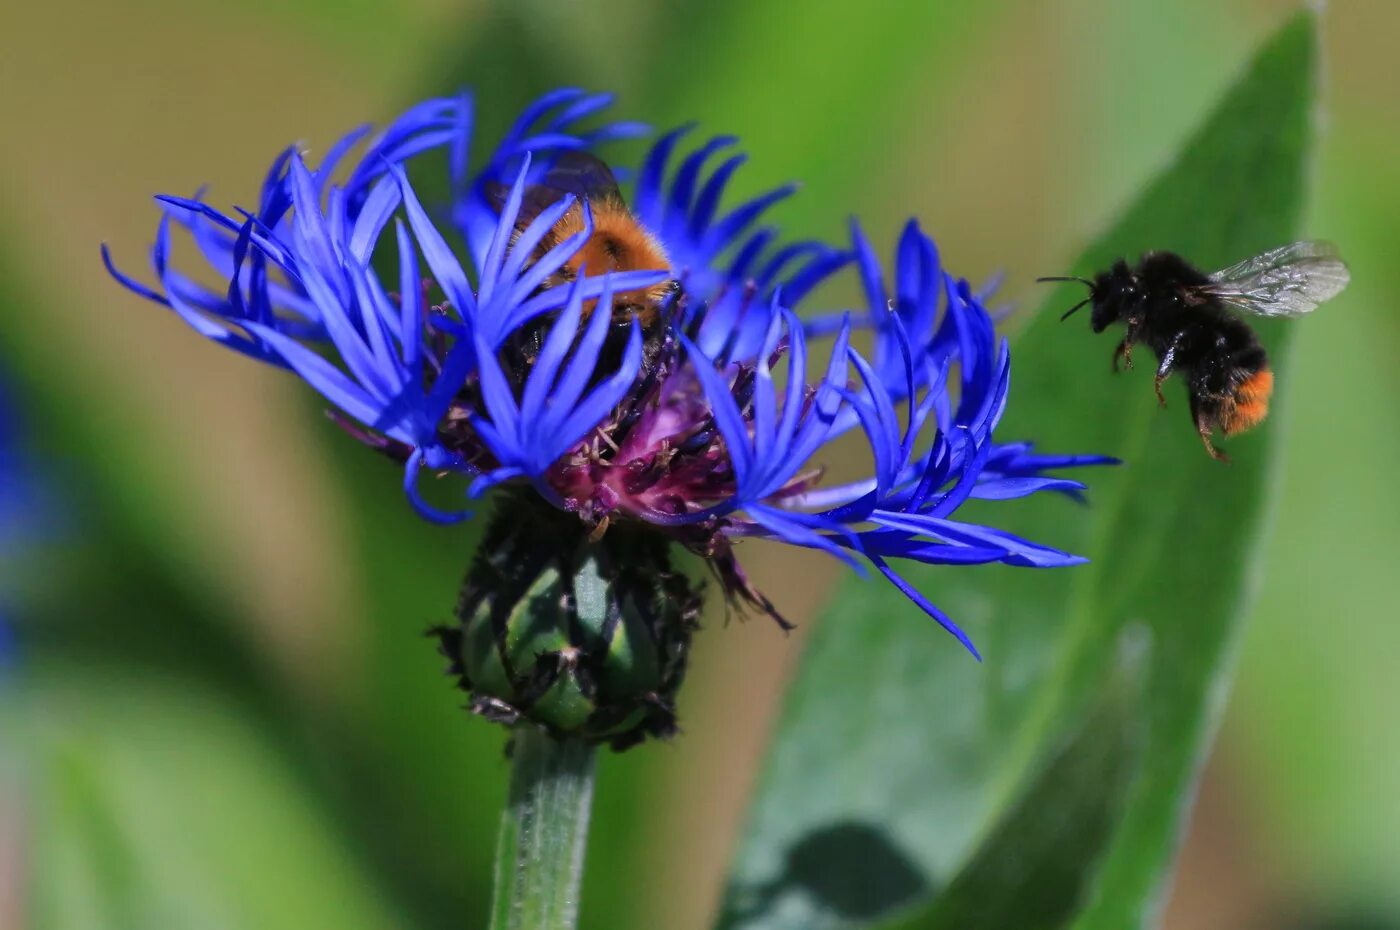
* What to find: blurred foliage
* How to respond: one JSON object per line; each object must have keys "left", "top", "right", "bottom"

{"left": 1, "top": 3, "right": 1396, "bottom": 930}
{"left": 20, "top": 667, "right": 403, "bottom": 930}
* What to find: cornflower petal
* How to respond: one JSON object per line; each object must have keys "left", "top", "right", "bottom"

{"left": 869, "top": 554, "right": 982, "bottom": 660}
{"left": 681, "top": 336, "right": 754, "bottom": 485}
{"left": 389, "top": 162, "right": 478, "bottom": 323}
{"left": 403, "top": 448, "right": 473, "bottom": 525}
{"left": 519, "top": 275, "right": 587, "bottom": 425}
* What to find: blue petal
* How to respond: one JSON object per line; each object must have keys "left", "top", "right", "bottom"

{"left": 395, "top": 219, "right": 423, "bottom": 369}
{"left": 403, "top": 448, "right": 473, "bottom": 524}
{"left": 869, "top": 554, "right": 982, "bottom": 660}
{"left": 388, "top": 162, "right": 478, "bottom": 323}
{"left": 520, "top": 275, "right": 587, "bottom": 425}
{"left": 681, "top": 336, "right": 753, "bottom": 485}
{"left": 543, "top": 273, "right": 617, "bottom": 433}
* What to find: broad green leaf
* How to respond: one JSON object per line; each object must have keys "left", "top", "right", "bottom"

{"left": 719, "top": 12, "right": 1317, "bottom": 930}
{"left": 876, "top": 629, "right": 1150, "bottom": 930}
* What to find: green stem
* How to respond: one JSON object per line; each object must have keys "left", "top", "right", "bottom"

{"left": 488, "top": 726, "right": 597, "bottom": 930}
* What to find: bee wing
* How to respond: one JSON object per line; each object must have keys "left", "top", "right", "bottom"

{"left": 1202, "top": 240, "right": 1350, "bottom": 318}
{"left": 481, "top": 180, "right": 575, "bottom": 227}
{"left": 482, "top": 151, "right": 625, "bottom": 228}
{"left": 538, "top": 150, "right": 624, "bottom": 203}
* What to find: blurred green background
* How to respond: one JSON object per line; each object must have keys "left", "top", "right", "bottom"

{"left": 1, "top": 2, "right": 1397, "bottom": 929}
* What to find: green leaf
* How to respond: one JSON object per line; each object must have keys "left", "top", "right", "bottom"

{"left": 719, "top": 12, "right": 1317, "bottom": 930}
{"left": 875, "top": 629, "right": 1150, "bottom": 930}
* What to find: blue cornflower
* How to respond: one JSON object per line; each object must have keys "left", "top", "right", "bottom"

{"left": 105, "top": 88, "right": 1113, "bottom": 657}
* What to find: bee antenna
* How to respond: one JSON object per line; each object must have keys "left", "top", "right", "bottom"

{"left": 1059, "top": 297, "right": 1092, "bottom": 322}
{"left": 1035, "top": 275, "right": 1096, "bottom": 288}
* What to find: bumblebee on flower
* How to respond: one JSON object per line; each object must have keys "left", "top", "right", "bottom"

{"left": 105, "top": 88, "right": 1113, "bottom": 747}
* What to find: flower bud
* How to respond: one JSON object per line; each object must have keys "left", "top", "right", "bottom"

{"left": 437, "top": 495, "right": 700, "bottom": 750}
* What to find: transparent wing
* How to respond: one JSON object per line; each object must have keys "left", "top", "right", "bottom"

{"left": 483, "top": 181, "right": 574, "bottom": 226}
{"left": 484, "top": 151, "right": 624, "bottom": 227}
{"left": 539, "top": 150, "right": 623, "bottom": 202}
{"left": 1203, "top": 240, "right": 1349, "bottom": 318}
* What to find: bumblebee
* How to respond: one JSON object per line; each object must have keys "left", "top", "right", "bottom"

{"left": 489, "top": 150, "right": 675, "bottom": 323}
{"left": 488, "top": 150, "right": 677, "bottom": 387}
{"left": 1041, "top": 241, "right": 1349, "bottom": 460}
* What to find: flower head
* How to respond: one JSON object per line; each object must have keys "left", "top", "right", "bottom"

{"left": 106, "top": 88, "right": 1113, "bottom": 669}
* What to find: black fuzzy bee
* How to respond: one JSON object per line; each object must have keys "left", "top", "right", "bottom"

{"left": 1041, "top": 241, "right": 1349, "bottom": 460}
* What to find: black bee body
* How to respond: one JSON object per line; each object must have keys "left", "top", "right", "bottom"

{"left": 1044, "top": 240, "right": 1346, "bottom": 460}
{"left": 1090, "top": 254, "right": 1268, "bottom": 381}
{"left": 1085, "top": 252, "right": 1269, "bottom": 457}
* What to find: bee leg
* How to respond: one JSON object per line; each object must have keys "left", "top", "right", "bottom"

{"left": 1153, "top": 343, "right": 1178, "bottom": 408}
{"left": 1189, "top": 394, "right": 1230, "bottom": 462}
{"left": 1112, "top": 338, "right": 1135, "bottom": 372}
{"left": 1198, "top": 430, "right": 1229, "bottom": 462}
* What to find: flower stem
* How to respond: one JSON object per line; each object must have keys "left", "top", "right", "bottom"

{"left": 488, "top": 726, "right": 597, "bottom": 930}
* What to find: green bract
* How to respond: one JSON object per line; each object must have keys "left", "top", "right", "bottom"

{"left": 439, "top": 496, "right": 700, "bottom": 749}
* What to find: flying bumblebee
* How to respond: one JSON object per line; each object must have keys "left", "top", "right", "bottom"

{"left": 1040, "top": 241, "right": 1349, "bottom": 460}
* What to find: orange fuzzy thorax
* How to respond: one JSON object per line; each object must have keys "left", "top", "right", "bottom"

{"left": 1220, "top": 367, "right": 1273, "bottom": 435}
{"left": 541, "top": 200, "right": 673, "bottom": 325}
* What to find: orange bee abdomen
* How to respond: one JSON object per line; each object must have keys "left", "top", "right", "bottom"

{"left": 1221, "top": 367, "right": 1273, "bottom": 435}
